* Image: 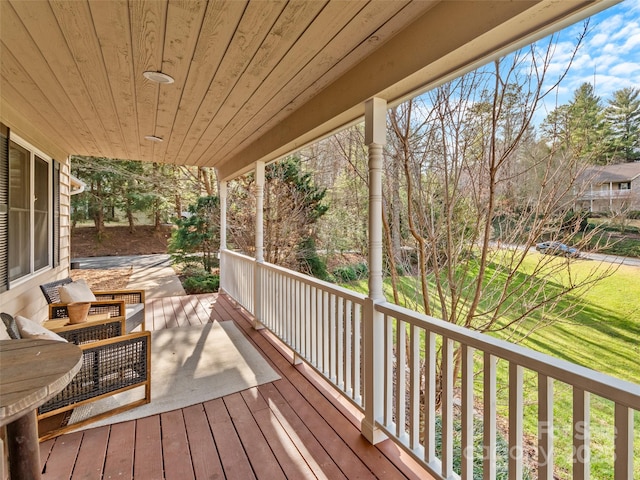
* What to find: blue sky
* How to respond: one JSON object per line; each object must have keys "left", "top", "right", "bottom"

{"left": 400, "top": 2, "right": 638, "bottom": 128}
{"left": 544, "top": 0, "right": 640, "bottom": 109}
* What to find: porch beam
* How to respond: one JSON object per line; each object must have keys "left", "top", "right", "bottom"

{"left": 217, "top": 1, "right": 612, "bottom": 180}
{"left": 361, "top": 97, "right": 387, "bottom": 445}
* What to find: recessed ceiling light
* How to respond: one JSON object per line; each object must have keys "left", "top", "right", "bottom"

{"left": 145, "top": 135, "right": 163, "bottom": 142}
{"left": 143, "top": 71, "right": 175, "bottom": 84}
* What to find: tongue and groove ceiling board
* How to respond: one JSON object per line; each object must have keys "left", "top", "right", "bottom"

{"left": 0, "top": 0, "right": 615, "bottom": 180}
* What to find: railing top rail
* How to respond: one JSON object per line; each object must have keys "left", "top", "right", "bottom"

{"left": 377, "top": 301, "right": 640, "bottom": 409}
{"left": 260, "top": 261, "right": 367, "bottom": 303}
{"left": 223, "top": 249, "right": 367, "bottom": 304}
{"left": 221, "top": 249, "right": 254, "bottom": 262}
{"left": 577, "top": 191, "right": 633, "bottom": 198}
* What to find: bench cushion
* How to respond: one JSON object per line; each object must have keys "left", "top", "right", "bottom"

{"left": 59, "top": 279, "right": 97, "bottom": 303}
{"left": 126, "top": 304, "right": 145, "bottom": 331}
{"left": 15, "top": 315, "right": 67, "bottom": 343}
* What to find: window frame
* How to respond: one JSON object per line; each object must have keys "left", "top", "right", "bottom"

{"left": 8, "top": 133, "right": 53, "bottom": 287}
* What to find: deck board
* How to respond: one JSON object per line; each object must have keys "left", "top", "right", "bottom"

{"left": 41, "top": 431, "right": 82, "bottom": 479}
{"left": 182, "top": 404, "right": 224, "bottom": 480}
{"left": 257, "top": 381, "right": 348, "bottom": 480}
{"left": 204, "top": 397, "right": 257, "bottom": 479}
{"left": 71, "top": 425, "right": 109, "bottom": 479}
{"left": 103, "top": 421, "right": 135, "bottom": 479}
{"left": 255, "top": 406, "right": 318, "bottom": 478}
{"left": 160, "top": 410, "right": 194, "bottom": 480}
{"left": 39, "top": 438, "right": 54, "bottom": 472}
{"left": 161, "top": 297, "right": 180, "bottom": 329}
{"left": 224, "top": 392, "right": 287, "bottom": 480}
{"left": 38, "top": 293, "right": 433, "bottom": 479}
{"left": 147, "top": 296, "right": 167, "bottom": 330}
{"left": 133, "top": 415, "right": 164, "bottom": 480}
{"left": 178, "top": 295, "right": 198, "bottom": 325}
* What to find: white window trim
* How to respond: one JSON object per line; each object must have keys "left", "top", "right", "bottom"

{"left": 8, "top": 133, "right": 53, "bottom": 288}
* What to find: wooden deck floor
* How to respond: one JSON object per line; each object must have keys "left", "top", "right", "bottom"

{"left": 39, "top": 293, "right": 432, "bottom": 479}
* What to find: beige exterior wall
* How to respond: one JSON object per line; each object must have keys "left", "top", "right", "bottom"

{"left": 0, "top": 116, "right": 72, "bottom": 324}
{"left": 576, "top": 178, "right": 640, "bottom": 213}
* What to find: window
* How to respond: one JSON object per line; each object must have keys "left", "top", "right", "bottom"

{"left": 8, "top": 136, "right": 52, "bottom": 283}
{"left": 619, "top": 182, "right": 630, "bottom": 190}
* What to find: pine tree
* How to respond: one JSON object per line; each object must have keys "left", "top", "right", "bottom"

{"left": 567, "top": 83, "right": 609, "bottom": 164}
{"left": 605, "top": 87, "right": 640, "bottom": 163}
{"left": 228, "top": 156, "right": 329, "bottom": 277}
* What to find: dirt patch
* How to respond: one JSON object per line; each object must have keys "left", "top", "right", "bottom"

{"left": 70, "top": 268, "right": 133, "bottom": 291}
{"left": 71, "top": 225, "right": 172, "bottom": 257}
{"left": 71, "top": 225, "right": 171, "bottom": 289}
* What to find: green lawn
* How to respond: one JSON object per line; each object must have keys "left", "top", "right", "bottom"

{"left": 492, "top": 255, "right": 640, "bottom": 384}
{"left": 492, "top": 255, "right": 640, "bottom": 478}
{"left": 345, "top": 253, "right": 640, "bottom": 478}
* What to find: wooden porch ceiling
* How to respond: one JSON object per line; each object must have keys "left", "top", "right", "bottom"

{"left": 0, "top": 0, "right": 614, "bottom": 180}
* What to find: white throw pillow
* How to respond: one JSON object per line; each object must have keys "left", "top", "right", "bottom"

{"left": 0, "top": 325, "right": 11, "bottom": 340}
{"left": 15, "top": 315, "right": 67, "bottom": 343}
{"left": 59, "top": 279, "right": 97, "bottom": 303}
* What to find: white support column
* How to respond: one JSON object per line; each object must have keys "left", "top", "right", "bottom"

{"left": 219, "top": 180, "right": 227, "bottom": 251}
{"left": 253, "top": 161, "right": 265, "bottom": 329}
{"left": 255, "top": 162, "right": 265, "bottom": 264}
{"left": 361, "top": 97, "right": 387, "bottom": 445}
{"left": 609, "top": 181, "right": 613, "bottom": 210}
{"left": 219, "top": 180, "right": 227, "bottom": 294}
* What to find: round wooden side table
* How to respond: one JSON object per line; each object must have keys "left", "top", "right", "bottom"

{"left": 1, "top": 339, "right": 82, "bottom": 480}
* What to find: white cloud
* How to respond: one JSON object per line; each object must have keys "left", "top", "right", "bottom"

{"left": 609, "top": 62, "right": 640, "bottom": 76}
{"left": 531, "top": 0, "right": 640, "bottom": 124}
{"left": 621, "top": 32, "right": 640, "bottom": 50}
{"left": 548, "top": 0, "right": 640, "bottom": 104}
{"left": 572, "top": 52, "right": 596, "bottom": 70}
{"left": 589, "top": 32, "right": 610, "bottom": 47}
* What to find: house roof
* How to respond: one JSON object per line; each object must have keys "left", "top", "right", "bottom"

{"left": 0, "top": 0, "right": 616, "bottom": 180}
{"left": 581, "top": 163, "right": 640, "bottom": 185}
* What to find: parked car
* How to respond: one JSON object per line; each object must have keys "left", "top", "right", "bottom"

{"left": 535, "top": 241, "right": 580, "bottom": 258}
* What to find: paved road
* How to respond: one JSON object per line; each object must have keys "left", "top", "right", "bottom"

{"left": 580, "top": 252, "right": 640, "bottom": 267}
{"left": 71, "top": 254, "right": 171, "bottom": 270}
{"left": 496, "top": 244, "right": 640, "bottom": 267}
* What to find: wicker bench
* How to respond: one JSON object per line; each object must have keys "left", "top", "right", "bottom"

{"left": 1, "top": 312, "right": 151, "bottom": 441}
{"left": 40, "top": 277, "right": 146, "bottom": 332}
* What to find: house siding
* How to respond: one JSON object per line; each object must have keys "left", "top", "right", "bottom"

{"left": 575, "top": 163, "right": 640, "bottom": 213}
{"left": 0, "top": 118, "right": 72, "bottom": 323}
{"left": 632, "top": 176, "right": 640, "bottom": 211}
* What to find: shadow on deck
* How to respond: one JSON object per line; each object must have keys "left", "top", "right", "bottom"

{"left": 39, "top": 293, "right": 432, "bottom": 479}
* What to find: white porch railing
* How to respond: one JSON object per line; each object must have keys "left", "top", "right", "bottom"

{"left": 220, "top": 249, "right": 639, "bottom": 479}
{"left": 222, "top": 250, "right": 365, "bottom": 407}
{"left": 220, "top": 248, "right": 254, "bottom": 313}
{"left": 578, "top": 190, "right": 633, "bottom": 199}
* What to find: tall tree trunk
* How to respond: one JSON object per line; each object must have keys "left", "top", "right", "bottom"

{"left": 92, "top": 180, "right": 105, "bottom": 237}
{"left": 382, "top": 201, "right": 400, "bottom": 304}
{"left": 175, "top": 194, "right": 182, "bottom": 219}
{"left": 154, "top": 198, "right": 161, "bottom": 231}
{"left": 126, "top": 207, "right": 135, "bottom": 234}
{"left": 200, "top": 167, "right": 214, "bottom": 195}
{"left": 390, "top": 157, "right": 403, "bottom": 265}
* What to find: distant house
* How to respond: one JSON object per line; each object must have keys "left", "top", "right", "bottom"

{"left": 575, "top": 162, "right": 640, "bottom": 213}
